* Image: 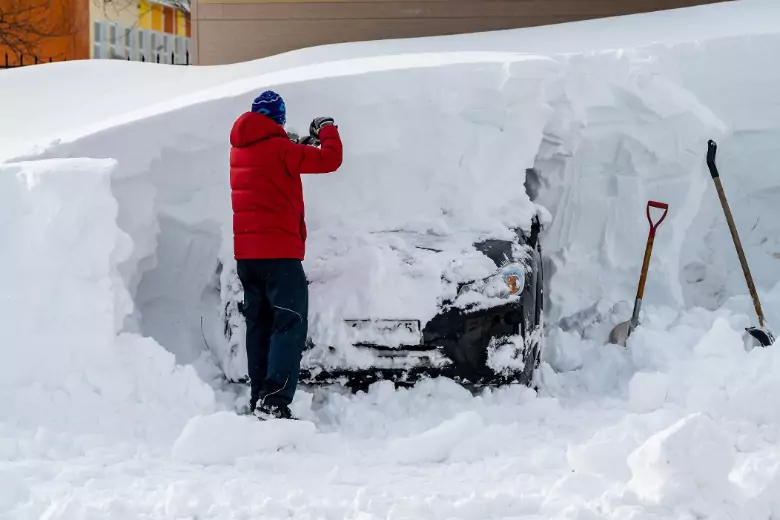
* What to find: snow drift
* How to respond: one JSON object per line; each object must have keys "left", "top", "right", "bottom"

{"left": 17, "top": 53, "right": 562, "bottom": 380}
{"left": 7, "top": 46, "right": 739, "bottom": 378}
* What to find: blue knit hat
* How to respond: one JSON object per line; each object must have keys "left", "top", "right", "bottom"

{"left": 251, "top": 90, "right": 286, "bottom": 126}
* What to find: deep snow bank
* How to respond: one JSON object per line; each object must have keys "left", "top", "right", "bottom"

{"left": 0, "top": 159, "right": 215, "bottom": 444}
{"left": 25, "top": 42, "right": 745, "bottom": 379}
{"left": 18, "top": 53, "right": 560, "bottom": 380}
{"left": 534, "top": 29, "right": 780, "bottom": 340}
{"left": 534, "top": 51, "right": 728, "bottom": 322}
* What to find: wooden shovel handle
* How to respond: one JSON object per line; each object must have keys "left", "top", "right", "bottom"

{"left": 636, "top": 201, "right": 669, "bottom": 301}
{"left": 706, "top": 139, "right": 766, "bottom": 326}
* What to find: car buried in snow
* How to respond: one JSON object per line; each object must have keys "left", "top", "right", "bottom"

{"left": 214, "top": 213, "right": 545, "bottom": 392}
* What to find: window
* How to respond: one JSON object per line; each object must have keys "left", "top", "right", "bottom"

{"left": 92, "top": 21, "right": 105, "bottom": 58}
{"left": 138, "top": 30, "right": 147, "bottom": 61}
{"left": 125, "top": 28, "right": 135, "bottom": 60}
{"left": 163, "top": 34, "right": 171, "bottom": 63}
{"left": 109, "top": 22, "right": 119, "bottom": 58}
{"left": 150, "top": 32, "right": 158, "bottom": 61}
{"left": 173, "top": 37, "right": 181, "bottom": 63}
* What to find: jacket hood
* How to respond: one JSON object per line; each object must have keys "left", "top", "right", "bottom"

{"left": 230, "top": 111, "right": 288, "bottom": 147}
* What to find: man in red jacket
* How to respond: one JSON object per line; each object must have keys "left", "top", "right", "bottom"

{"left": 230, "top": 90, "right": 343, "bottom": 420}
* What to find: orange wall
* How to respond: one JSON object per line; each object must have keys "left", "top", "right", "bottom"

{"left": 163, "top": 6, "right": 174, "bottom": 34}
{"left": 0, "top": 0, "right": 90, "bottom": 65}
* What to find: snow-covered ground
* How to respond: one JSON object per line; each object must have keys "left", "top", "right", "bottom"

{"left": 4, "top": 1, "right": 780, "bottom": 518}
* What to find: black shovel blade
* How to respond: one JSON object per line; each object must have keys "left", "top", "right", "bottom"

{"left": 747, "top": 326, "right": 774, "bottom": 347}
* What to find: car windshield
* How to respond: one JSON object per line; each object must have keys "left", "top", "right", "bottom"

{"left": 473, "top": 239, "right": 514, "bottom": 268}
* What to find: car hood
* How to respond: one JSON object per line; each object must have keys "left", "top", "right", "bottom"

{"left": 303, "top": 228, "right": 526, "bottom": 347}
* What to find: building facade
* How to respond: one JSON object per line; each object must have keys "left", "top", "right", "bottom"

{"left": 91, "top": 0, "right": 192, "bottom": 63}
{"left": 191, "top": 0, "right": 724, "bottom": 66}
{"left": 1, "top": 0, "right": 191, "bottom": 66}
{"left": 89, "top": 0, "right": 192, "bottom": 63}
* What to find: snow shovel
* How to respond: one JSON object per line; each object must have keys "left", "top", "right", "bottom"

{"left": 706, "top": 140, "right": 774, "bottom": 347}
{"left": 608, "top": 200, "right": 669, "bottom": 346}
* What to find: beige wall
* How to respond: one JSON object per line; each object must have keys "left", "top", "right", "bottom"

{"left": 192, "top": 0, "right": 723, "bottom": 66}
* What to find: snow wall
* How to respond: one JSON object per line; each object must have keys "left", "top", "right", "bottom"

{"left": 20, "top": 53, "right": 560, "bottom": 379}
{"left": 11, "top": 45, "right": 754, "bottom": 347}
{"left": 0, "top": 159, "right": 215, "bottom": 448}
{"left": 4, "top": 31, "right": 780, "bottom": 439}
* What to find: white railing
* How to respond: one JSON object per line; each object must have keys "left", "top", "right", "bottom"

{"left": 93, "top": 20, "right": 190, "bottom": 64}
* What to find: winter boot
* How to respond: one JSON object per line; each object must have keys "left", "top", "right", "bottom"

{"left": 254, "top": 401, "right": 294, "bottom": 420}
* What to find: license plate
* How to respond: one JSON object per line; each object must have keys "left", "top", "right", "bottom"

{"left": 344, "top": 319, "right": 422, "bottom": 347}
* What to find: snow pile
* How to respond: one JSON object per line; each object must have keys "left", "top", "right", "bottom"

{"left": 16, "top": 53, "right": 557, "bottom": 378}
{"left": 172, "top": 412, "right": 316, "bottom": 465}
{"left": 0, "top": 159, "right": 215, "bottom": 445}
{"left": 388, "top": 410, "right": 488, "bottom": 465}
{"left": 536, "top": 310, "right": 780, "bottom": 518}
{"left": 292, "top": 54, "right": 555, "bottom": 361}
{"left": 626, "top": 412, "right": 737, "bottom": 508}
{"left": 13, "top": 45, "right": 739, "bottom": 378}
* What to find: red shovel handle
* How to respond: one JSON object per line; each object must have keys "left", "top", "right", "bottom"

{"left": 647, "top": 201, "right": 669, "bottom": 236}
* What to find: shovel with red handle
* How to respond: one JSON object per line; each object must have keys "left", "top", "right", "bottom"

{"left": 609, "top": 200, "right": 669, "bottom": 346}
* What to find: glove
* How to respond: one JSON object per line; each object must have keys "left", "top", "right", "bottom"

{"left": 286, "top": 130, "right": 301, "bottom": 143}
{"left": 309, "top": 117, "right": 335, "bottom": 138}
{"left": 299, "top": 134, "right": 320, "bottom": 147}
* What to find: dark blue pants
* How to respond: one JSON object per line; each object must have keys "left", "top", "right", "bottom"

{"left": 236, "top": 259, "right": 308, "bottom": 408}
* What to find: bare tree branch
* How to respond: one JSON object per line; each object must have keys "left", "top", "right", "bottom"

{"left": 0, "top": 0, "right": 78, "bottom": 58}
{"left": 99, "top": 0, "right": 190, "bottom": 17}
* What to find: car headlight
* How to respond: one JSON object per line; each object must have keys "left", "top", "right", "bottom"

{"left": 452, "top": 261, "right": 528, "bottom": 308}
{"left": 499, "top": 263, "right": 525, "bottom": 296}
{"left": 463, "top": 262, "right": 526, "bottom": 300}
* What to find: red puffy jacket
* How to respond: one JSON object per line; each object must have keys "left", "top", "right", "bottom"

{"left": 229, "top": 112, "right": 343, "bottom": 260}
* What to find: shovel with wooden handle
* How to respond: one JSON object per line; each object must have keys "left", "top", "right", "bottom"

{"left": 609, "top": 200, "right": 669, "bottom": 346}
{"left": 706, "top": 140, "right": 774, "bottom": 347}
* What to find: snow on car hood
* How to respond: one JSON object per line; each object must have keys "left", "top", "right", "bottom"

{"left": 303, "top": 227, "right": 520, "bottom": 349}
